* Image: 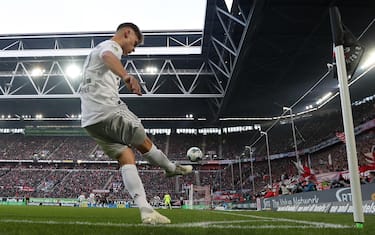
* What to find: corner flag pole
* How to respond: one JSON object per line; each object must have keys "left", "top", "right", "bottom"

{"left": 329, "top": 7, "right": 364, "bottom": 228}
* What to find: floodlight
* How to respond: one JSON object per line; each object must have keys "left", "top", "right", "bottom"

{"left": 145, "top": 66, "right": 158, "bottom": 74}
{"left": 66, "top": 64, "right": 81, "bottom": 79}
{"left": 31, "top": 67, "right": 45, "bottom": 77}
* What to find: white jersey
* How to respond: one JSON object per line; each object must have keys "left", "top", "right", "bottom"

{"left": 80, "top": 40, "right": 125, "bottom": 127}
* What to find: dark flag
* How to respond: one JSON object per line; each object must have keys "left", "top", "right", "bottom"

{"left": 330, "top": 7, "right": 364, "bottom": 80}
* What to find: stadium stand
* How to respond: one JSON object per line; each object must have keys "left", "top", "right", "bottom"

{"left": 0, "top": 99, "right": 374, "bottom": 204}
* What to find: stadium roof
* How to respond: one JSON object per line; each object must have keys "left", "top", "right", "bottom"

{"left": 0, "top": 0, "right": 207, "bottom": 34}
{"left": 0, "top": 0, "right": 374, "bottom": 128}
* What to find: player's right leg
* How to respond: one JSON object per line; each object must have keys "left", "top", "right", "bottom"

{"left": 105, "top": 108, "right": 192, "bottom": 177}
{"left": 165, "top": 164, "right": 193, "bottom": 177}
{"left": 136, "top": 137, "right": 192, "bottom": 177}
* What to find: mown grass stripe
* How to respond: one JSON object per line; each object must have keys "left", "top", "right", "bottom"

{"left": 0, "top": 219, "right": 352, "bottom": 229}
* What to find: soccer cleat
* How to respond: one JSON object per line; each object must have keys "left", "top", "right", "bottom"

{"left": 142, "top": 210, "right": 171, "bottom": 224}
{"left": 165, "top": 164, "right": 193, "bottom": 177}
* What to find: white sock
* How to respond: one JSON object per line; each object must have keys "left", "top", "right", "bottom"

{"left": 120, "top": 164, "right": 153, "bottom": 214}
{"left": 142, "top": 144, "right": 175, "bottom": 172}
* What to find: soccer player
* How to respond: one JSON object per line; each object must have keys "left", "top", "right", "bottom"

{"left": 79, "top": 22, "right": 192, "bottom": 224}
{"left": 163, "top": 193, "right": 172, "bottom": 209}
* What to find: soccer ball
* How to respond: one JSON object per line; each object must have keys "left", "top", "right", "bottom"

{"left": 187, "top": 147, "right": 203, "bottom": 162}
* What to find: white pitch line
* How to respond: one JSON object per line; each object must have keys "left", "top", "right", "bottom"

{"left": 213, "top": 211, "right": 352, "bottom": 229}
{"left": 0, "top": 218, "right": 352, "bottom": 229}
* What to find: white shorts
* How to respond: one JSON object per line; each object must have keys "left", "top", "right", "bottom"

{"left": 85, "top": 108, "right": 146, "bottom": 159}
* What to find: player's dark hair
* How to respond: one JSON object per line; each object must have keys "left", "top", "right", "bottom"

{"left": 117, "top": 22, "right": 143, "bottom": 44}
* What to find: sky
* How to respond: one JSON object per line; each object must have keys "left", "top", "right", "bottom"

{"left": 0, "top": 0, "right": 207, "bottom": 34}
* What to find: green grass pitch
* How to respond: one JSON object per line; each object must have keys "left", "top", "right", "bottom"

{"left": 0, "top": 206, "right": 374, "bottom": 235}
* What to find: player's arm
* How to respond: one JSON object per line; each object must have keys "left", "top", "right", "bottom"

{"left": 101, "top": 51, "right": 142, "bottom": 96}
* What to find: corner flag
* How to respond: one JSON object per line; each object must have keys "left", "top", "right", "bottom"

{"left": 330, "top": 7, "right": 364, "bottom": 80}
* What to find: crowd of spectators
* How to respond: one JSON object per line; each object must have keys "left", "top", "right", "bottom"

{"left": 0, "top": 99, "right": 374, "bottom": 201}
{"left": 0, "top": 125, "right": 373, "bottom": 200}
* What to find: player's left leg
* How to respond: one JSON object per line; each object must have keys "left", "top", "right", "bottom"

{"left": 167, "top": 201, "right": 172, "bottom": 209}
